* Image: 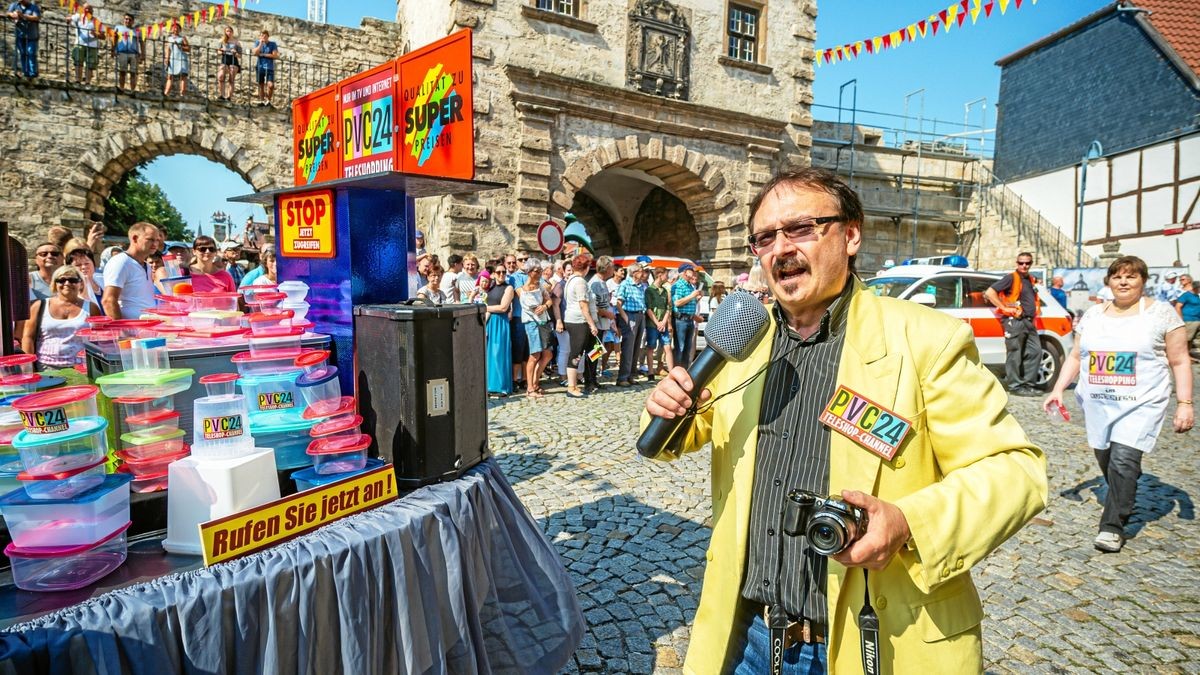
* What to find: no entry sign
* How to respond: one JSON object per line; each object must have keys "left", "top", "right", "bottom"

{"left": 537, "top": 220, "right": 564, "bottom": 256}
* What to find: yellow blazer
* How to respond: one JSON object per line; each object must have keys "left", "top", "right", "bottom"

{"left": 642, "top": 282, "right": 1047, "bottom": 674}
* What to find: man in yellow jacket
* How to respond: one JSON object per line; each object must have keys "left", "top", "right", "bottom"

{"left": 643, "top": 167, "right": 1047, "bottom": 674}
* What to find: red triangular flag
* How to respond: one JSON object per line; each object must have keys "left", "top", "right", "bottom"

{"left": 931, "top": 17, "right": 941, "bottom": 35}
{"left": 865, "top": 39, "right": 874, "bottom": 54}
{"left": 958, "top": 1, "right": 969, "bottom": 26}
{"left": 850, "top": 43, "right": 860, "bottom": 57}
{"left": 939, "top": 9, "right": 949, "bottom": 28}
{"left": 984, "top": 1, "right": 995, "bottom": 17}
{"left": 919, "top": 19, "right": 928, "bottom": 36}
{"left": 882, "top": 33, "right": 892, "bottom": 48}
{"left": 1015, "top": 0, "right": 1023, "bottom": 7}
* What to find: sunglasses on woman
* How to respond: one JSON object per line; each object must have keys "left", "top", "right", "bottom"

{"left": 55, "top": 277, "right": 82, "bottom": 285}
{"left": 194, "top": 246, "right": 217, "bottom": 253}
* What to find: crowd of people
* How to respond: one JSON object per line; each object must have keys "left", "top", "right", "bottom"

{"left": 7, "top": 2, "right": 280, "bottom": 105}
{"left": 16, "top": 220, "right": 276, "bottom": 368}
{"left": 414, "top": 239, "right": 765, "bottom": 400}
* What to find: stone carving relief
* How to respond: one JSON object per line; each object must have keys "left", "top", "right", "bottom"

{"left": 626, "top": 0, "right": 690, "bottom": 100}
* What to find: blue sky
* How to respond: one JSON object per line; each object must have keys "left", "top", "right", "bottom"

{"left": 146, "top": 0, "right": 1110, "bottom": 235}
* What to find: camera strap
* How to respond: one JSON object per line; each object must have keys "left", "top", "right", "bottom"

{"left": 767, "top": 604, "right": 789, "bottom": 675}
{"left": 858, "top": 570, "right": 881, "bottom": 675}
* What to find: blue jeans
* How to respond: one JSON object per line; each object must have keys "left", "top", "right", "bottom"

{"left": 14, "top": 36, "right": 37, "bottom": 78}
{"left": 673, "top": 315, "right": 695, "bottom": 366}
{"left": 732, "top": 612, "right": 827, "bottom": 675}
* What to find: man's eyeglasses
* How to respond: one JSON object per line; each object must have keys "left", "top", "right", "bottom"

{"left": 36, "top": 251, "right": 61, "bottom": 258}
{"left": 747, "top": 216, "right": 840, "bottom": 252}
{"left": 194, "top": 246, "right": 216, "bottom": 253}
{"left": 1016, "top": 260, "right": 1033, "bottom": 267}
{"left": 55, "top": 277, "right": 81, "bottom": 285}
{"left": 517, "top": 257, "right": 529, "bottom": 262}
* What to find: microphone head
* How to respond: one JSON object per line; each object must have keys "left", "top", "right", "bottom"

{"left": 705, "top": 290, "right": 771, "bottom": 361}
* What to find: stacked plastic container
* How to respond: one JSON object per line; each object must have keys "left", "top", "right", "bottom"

{"left": 287, "top": 347, "right": 377, "bottom": 491}
{"left": 1, "top": 385, "right": 134, "bottom": 591}
{"left": 161, "top": 371, "right": 279, "bottom": 555}
{"left": 233, "top": 320, "right": 318, "bottom": 471}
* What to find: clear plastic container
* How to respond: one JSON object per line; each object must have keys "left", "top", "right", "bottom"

{"left": 94, "top": 368, "right": 194, "bottom": 399}
{"left": 108, "top": 319, "right": 163, "bottom": 339}
{"left": 0, "top": 411, "right": 25, "bottom": 446}
{"left": 307, "top": 433, "right": 371, "bottom": 475}
{"left": 113, "top": 396, "right": 174, "bottom": 419}
{"left": 246, "top": 310, "right": 295, "bottom": 336}
{"left": 0, "top": 354, "right": 37, "bottom": 377}
{"left": 302, "top": 396, "right": 356, "bottom": 421}
{"left": 293, "top": 350, "right": 330, "bottom": 375}
{"left": 189, "top": 292, "right": 240, "bottom": 313}
{"left": 277, "top": 280, "right": 310, "bottom": 303}
{"left": 120, "top": 426, "right": 185, "bottom": 449}
{"left": 17, "top": 458, "right": 108, "bottom": 500}
{"left": 124, "top": 409, "right": 181, "bottom": 437}
{"left": 191, "top": 395, "right": 256, "bottom": 459}
{"left": 247, "top": 291, "right": 287, "bottom": 312}
{"left": 141, "top": 308, "right": 189, "bottom": 326}
{"left": 116, "top": 436, "right": 186, "bottom": 461}
{"left": 253, "top": 415, "right": 318, "bottom": 470}
{"left": 129, "top": 470, "right": 170, "bottom": 493}
{"left": 5, "top": 521, "right": 130, "bottom": 592}
{"left": 12, "top": 417, "right": 109, "bottom": 476}
{"left": 309, "top": 414, "right": 363, "bottom": 440}
{"left": 238, "top": 372, "right": 303, "bottom": 416}
{"left": 117, "top": 445, "right": 189, "bottom": 478}
{"left": 231, "top": 349, "right": 312, "bottom": 376}
{"left": 296, "top": 366, "right": 341, "bottom": 410}
{"left": 189, "top": 310, "right": 243, "bottom": 330}
{"left": 150, "top": 325, "right": 189, "bottom": 342}
{"left": 12, "top": 386, "right": 100, "bottom": 436}
{"left": 77, "top": 328, "right": 121, "bottom": 345}
{"left": 199, "top": 373, "right": 240, "bottom": 397}
{"left": 248, "top": 328, "right": 304, "bottom": 358}
{"left": 0, "top": 374, "right": 43, "bottom": 397}
{"left": 240, "top": 284, "right": 279, "bottom": 305}
{"left": 117, "top": 337, "right": 171, "bottom": 373}
{"left": 0, "top": 474, "right": 132, "bottom": 548}
{"left": 279, "top": 301, "right": 311, "bottom": 322}
{"left": 292, "top": 457, "right": 383, "bottom": 492}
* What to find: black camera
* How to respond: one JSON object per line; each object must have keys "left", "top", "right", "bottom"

{"left": 783, "top": 489, "right": 869, "bottom": 556}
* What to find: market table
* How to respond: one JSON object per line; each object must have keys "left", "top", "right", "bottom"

{"left": 0, "top": 459, "right": 583, "bottom": 674}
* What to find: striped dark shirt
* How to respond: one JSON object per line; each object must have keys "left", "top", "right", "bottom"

{"left": 739, "top": 280, "right": 852, "bottom": 624}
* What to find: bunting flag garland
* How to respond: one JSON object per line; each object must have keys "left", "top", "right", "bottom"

{"left": 56, "top": 0, "right": 244, "bottom": 42}
{"left": 817, "top": 0, "right": 1040, "bottom": 66}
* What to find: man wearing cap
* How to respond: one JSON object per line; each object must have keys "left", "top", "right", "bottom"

{"left": 643, "top": 167, "right": 1046, "bottom": 674}
{"left": 615, "top": 263, "right": 649, "bottom": 386}
{"left": 220, "top": 241, "right": 246, "bottom": 286}
{"left": 1157, "top": 271, "right": 1182, "bottom": 304}
{"left": 415, "top": 230, "right": 427, "bottom": 259}
{"left": 671, "top": 263, "right": 702, "bottom": 365}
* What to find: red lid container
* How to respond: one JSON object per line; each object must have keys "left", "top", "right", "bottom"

{"left": 0, "top": 354, "right": 37, "bottom": 368}
{"left": 302, "top": 396, "right": 356, "bottom": 420}
{"left": 309, "top": 414, "right": 363, "bottom": 438}
{"left": 307, "top": 433, "right": 371, "bottom": 456}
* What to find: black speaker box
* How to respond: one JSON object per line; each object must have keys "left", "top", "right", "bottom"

{"left": 353, "top": 303, "right": 489, "bottom": 487}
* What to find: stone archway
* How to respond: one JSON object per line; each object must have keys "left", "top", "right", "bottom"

{"left": 59, "top": 122, "right": 282, "bottom": 228}
{"left": 549, "top": 140, "right": 743, "bottom": 274}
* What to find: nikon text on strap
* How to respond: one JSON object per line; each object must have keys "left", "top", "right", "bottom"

{"left": 859, "top": 569, "right": 881, "bottom": 675}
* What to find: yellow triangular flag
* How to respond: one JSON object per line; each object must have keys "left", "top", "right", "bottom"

{"left": 999, "top": 0, "right": 1010, "bottom": 14}
{"left": 890, "top": 29, "right": 903, "bottom": 46}
{"left": 873, "top": 36, "right": 884, "bottom": 52}
{"left": 907, "top": 24, "right": 917, "bottom": 42}
{"left": 855, "top": 40, "right": 865, "bottom": 56}
{"left": 971, "top": 0, "right": 982, "bottom": 23}
{"left": 946, "top": 3, "right": 959, "bottom": 32}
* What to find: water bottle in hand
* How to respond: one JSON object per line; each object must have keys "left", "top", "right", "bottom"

{"left": 1047, "top": 401, "right": 1070, "bottom": 422}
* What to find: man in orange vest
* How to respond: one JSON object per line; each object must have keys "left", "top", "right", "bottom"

{"left": 984, "top": 252, "right": 1041, "bottom": 396}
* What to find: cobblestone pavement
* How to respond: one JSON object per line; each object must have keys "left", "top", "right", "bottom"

{"left": 487, "top": 371, "right": 1199, "bottom": 674}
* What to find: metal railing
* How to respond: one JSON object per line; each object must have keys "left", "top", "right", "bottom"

{"left": 972, "top": 163, "right": 1092, "bottom": 268}
{"left": 0, "top": 19, "right": 355, "bottom": 107}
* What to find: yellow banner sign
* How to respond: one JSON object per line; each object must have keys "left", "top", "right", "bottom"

{"left": 199, "top": 464, "right": 398, "bottom": 566}
{"left": 279, "top": 189, "right": 336, "bottom": 259}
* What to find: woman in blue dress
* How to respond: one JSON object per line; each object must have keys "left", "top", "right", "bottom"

{"left": 484, "top": 268, "right": 514, "bottom": 396}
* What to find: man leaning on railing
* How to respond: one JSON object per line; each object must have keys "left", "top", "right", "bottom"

{"left": 6, "top": 0, "right": 40, "bottom": 79}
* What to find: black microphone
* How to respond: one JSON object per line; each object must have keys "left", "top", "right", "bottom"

{"left": 637, "top": 290, "right": 771, "bottom": 457}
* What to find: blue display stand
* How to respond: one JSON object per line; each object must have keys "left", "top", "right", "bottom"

{"left": 233, "top": 172, "right": 505, "bottom": 396}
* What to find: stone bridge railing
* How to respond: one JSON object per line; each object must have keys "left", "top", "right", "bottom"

{"left": 1, "top": 19, "right": 353, "bottom": 107}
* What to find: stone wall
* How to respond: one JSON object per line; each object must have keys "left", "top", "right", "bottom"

{"left": 397, "top": 0, "right": 816, "bottom": 277}
{"left": 0, "top": 1, "right": 402, "bottom": 245}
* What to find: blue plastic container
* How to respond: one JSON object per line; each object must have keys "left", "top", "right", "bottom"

{"left": 250, "top": 414, "right": 317, "bottom": 470}
{"left": 238, "top": 372, "right": 303, "bottom": 417}
{"left": 291, "top": 458, "right": 384, "bottom": 492}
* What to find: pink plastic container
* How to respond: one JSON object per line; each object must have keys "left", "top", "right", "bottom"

{"left": 128, "top": 470, "right": 169, "bottom": 493}
{"left": 302, "top": 396, "right": 356, "bottom": 421}
{"left": 232, "top": 348, "right": 315, "bottom": 376}
{"left": 0, "top": 474, "right": 131, "bottom": 548}
{"left": 307, "top": 433, "right": 371, "bottom": 475}
{"left": 108, "top": 319, "right": 163, "bottom": 339}
{"left": 188, "top": 292, "right": 240, "bottom": 312}
{"left": 117, "top": 445, "right": 189, "bottom": 478}
{"left": 246, "top": 310, "right": 295, "bottom": 336}
{"left": 5, "top": 521, "right": 130, "bottom": 592}
{"left": 247, "top": 291, "right": 287, "bottom": 312}
{"left": 309, "top": 414, "right": 363, "bottom": 440}
{"left": 240, "top": 284, "right": 279, "bottom": 305}
{"left": 294, "top": 350, "right": 331, "bottom": 375}
{"left": 125, "top": 409, "right": 181, "bottom": 437}
{"left": 0, "top": 374, "right": 42, "bottom": 397}
{"left": 115, "top": 437, "right": 186, "bottom": 461}
{"left": 0, "top": 354, "right": 37, "bottom": 377}
{"left": 248, "top": 328, "right": 304, "bottom": 357}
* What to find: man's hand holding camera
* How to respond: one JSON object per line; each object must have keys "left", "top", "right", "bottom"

{"left": 830, "top": 490, "right": 911, "bottom": 571}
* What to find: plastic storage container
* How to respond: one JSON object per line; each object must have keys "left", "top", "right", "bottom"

{"left": 117, "top": 337, "right": 171, "bottom": 373}
{"left": 279, "top": 301, "right": 311, "bottom": 322}
{"left": 108, "top": 319, "right": 162, "bottom": 339}
{"left": 120, "top": 426, "right": 186, "bottom": 449}
{"left": 307, "top": 433, "right": 371, "bottom": 475}
{"left": 247, "top": 328, "right": 304, "bottom": 357}
{"left": 294, "top": 350, "right": 330, "bottom": 375}
{"left": 116, "top": 436, "right": 186, "bottom": 461}
{"left": 247, "top": 291, "right": 287, "bottom": 312}
{"left": 309, "top": 414, "right": 363, "bottom": 440}
{"left": 0, "top": 474, "right": 132, "bottom": 548}
{"left": 0, "top": 354, "right": 37, "bottom": 377}
{"left": 0, "top": 411, "right": 24, "bottom": 446}
{"left": 246, "top": 311, "right": 295, "bottom": 336}
{"left": 113, "top": 396, "right": 174, "bottom": 419}
{"left": 5, "top": 521, "right": 131, "bottom": 592}
{"left": 253, "top": 416, "right": 318, "bottom": 470}
{"left": 238, "top": 372, "right": 303, "bottom": 417}
{"left": 302, "top": 396, "right": 356, "bottom": 421}
{"left": 199, "top": 373, "right": 240, "bottom": 397}
{"left": 124, "top": 409, "right": 181, "bottom": 438}
{"left": 277, "top": 280, "right": 310, "bottom": 303}
{"left": 232, "top": 349, "right": 311, "bottom": 376}
{"left": 0, "top": 374, "right": 43, "bottom": 397}
{"left": 296, "top": 366, "right": 341, "bottom": 410}
{"left": 189, "top": 310, "right": 244, "bottom": 330}
{"left": 95, "top": 368, "right": 195, "bottom": 399}
{"left": 190, "top": 292, "right": 241, "bottom": 313}
{"left": 190, "top": 395, "right": 255, "bottom": 459}
{"left": 17, "top": 458, "right": 108, "bottom": 500}
{"left": 12, "top": 386, "right": 100, "bottom": 437}
{"left": 11, "top": 416, "right": 109, "bottom": 476}
{"left": 292, "top": 457, "right": 384, "bottom": 492}
{"left": 240, "top": 284, "right": 278, "bottom": 305}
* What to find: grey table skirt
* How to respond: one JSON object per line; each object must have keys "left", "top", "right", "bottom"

{"left": 0, "top": 459, "right": 583, "bottom": 674}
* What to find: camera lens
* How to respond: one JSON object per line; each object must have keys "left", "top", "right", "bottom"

{"left": 808, "top": 514, "right": 848, "bottom": 555}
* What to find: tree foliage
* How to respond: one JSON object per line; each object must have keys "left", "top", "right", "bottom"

{"left": 103, "top": 167, "right": 193, "bottom": 240}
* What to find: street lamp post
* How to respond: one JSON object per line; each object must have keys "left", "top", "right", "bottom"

{"left": 1076, "top": 140, "right": 1104, "bottom": 267}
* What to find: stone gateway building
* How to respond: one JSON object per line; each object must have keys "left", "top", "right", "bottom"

{"left": 397, "top": 0, "right": 817, "bottom": 277}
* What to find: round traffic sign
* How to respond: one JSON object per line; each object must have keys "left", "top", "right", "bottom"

{"left": 537, "top": 219, "right": 564, "bottom": 256}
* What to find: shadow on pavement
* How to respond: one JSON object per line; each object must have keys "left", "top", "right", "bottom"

{"left": 1058, "top": 472, "right": 1194, "bottom": 537}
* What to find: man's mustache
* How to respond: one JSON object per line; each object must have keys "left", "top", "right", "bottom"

{"left": 772, "top": 257, "right": 809, "bottom": 276}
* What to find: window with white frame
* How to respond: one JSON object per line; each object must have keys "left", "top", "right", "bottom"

{"left": 727, "top": 4, "right": 760, "bottom": 63}
{"left": 536, "top": 0, "right": 580, "bottom": 18}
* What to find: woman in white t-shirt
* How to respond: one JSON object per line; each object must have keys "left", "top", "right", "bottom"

{"left": 1045, "top": 256, "right": 1192, "bottom": 553}
{"left": 562, "top": 255, "right": 598, "bottom": 398}
{"left": 518, "top": 261, "right": 553, "bottom": 398}
{"left": 22, "top": 265, "right": 101, "bottom": 368}
{"left": 415, "top": 266, "right": 446, "bottom": 305}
